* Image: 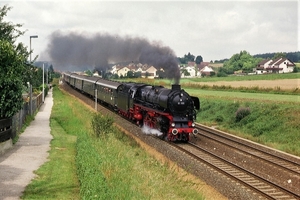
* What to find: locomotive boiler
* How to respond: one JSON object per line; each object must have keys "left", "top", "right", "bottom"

{"left": 129, "top": 84, "right": 200, "bottom": 141}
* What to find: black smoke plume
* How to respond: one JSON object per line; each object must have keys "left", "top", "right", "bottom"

{"left": 46, "top": 31, "right": 181, "bottom": 84}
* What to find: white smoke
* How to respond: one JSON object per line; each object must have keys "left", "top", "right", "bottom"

{"left": 141, "top": 125, "right": 163, "bottom": 136}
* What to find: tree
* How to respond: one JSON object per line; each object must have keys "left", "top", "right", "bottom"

{"left": 85, "top": 69, "right": 93, "bottom": 76}
{"left": 178, "top": 52, "right": 195, "bottom": 64}
{"left": 127, "top": 70, "right": 134, "bottom": 78}
{"left": 134, "top": 71, "right": 141, "bottom": 78}
{"left": 0, "top": 5, "right": 30, "bottom": 117}
{"left": 185, "top": 52, "right": 195, "bottom": 63}
{"left": 195, "top": 55, "right": 203, "bottom": 64}
{"left": 273, "top": 52, "right": 286, "bottom": 60}
{"left": 0, "top": 40, "right": 25, "bottom": 117}
{"left": 222, "top": 50, "right": 260, "bottom": 74}
{"left": 181, "top": 68, "right": 190, "bottom": 76}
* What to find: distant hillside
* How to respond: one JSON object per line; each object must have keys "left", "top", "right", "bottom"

{"left": 214, "top": 51, "right": 300, "bottom": 63}
{"left": 253, "top": 51, "right": 300, "bottom": 62}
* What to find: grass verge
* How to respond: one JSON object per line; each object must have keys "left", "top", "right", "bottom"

{"left": 22, "top": 86, "right": 207, "bottom": 199}
{"left": 197, "top": 97, "right": 300, "bottom": 156}
{"left": 21, "top": 119, "right": 79, "bottom": 199}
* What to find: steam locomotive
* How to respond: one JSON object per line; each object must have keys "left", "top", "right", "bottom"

{"left": 63, "top": 72, "right": 200, "bottom": 142}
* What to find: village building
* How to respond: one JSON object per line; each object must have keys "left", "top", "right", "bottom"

{"left": 255, "top": 57, "right": 295, "bottom": 74}
{"left": 199, "top": 66, "right": 215, "bottom": 76}
{"left": 197, "top": 62, "right": 215, "bottom": 76}
{"left": 110, "top": 63, "right": 158, "bottom": 79}
{"left": 180, "top": 61, "right": 215, "bottom": 78}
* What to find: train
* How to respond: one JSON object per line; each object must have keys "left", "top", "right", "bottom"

{"left": 63, "top": 72, "right": 200, "bottom": 142}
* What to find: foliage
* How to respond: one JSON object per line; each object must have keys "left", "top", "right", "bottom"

{"left": 235, "top": 107, "right": 251, "bottom": 122}
{"left": 253, "top": 51, "right": 300, "bottom": 62}
{"left": 222, "top": 50, "right": 262, "bottom": 74}
{"left": 293, "top": 65, "right": 299, "bottom": 73}
{"left": 0, "top": 5, "right": 32, "bottom": 117}
{"left": 214, "top": 58, "right": 229, "bottom": 63}
{"left": 178, "top": 52, "right": 195, "bottom": 64}
{"left": 0, "top": 5, "right": 25, "bottom": 42}
{"left": 91, "top": 113, "right": 114, "bottom": 138}
{"left": 181, "top": 68, "right": 190, "bottom": 76}
{"left": 31, "top": 62, "right": 61, "bottom": 86}
{"left": 0, "top": 40, "right": 25, "bottom": 117}
{"left": 216, "top": 71, "right": 228, "bottom": 77}
{"left": 126, "top": 70, "right": 134, "bottom": 78}
{"left": 272, "top": 52, "right": 286, "bottom": 60}
{"left": 195, "top": 55, "right": 203, "bottom": 64}
{"left": 84, "top": 69, "right": 93, "bottom": 76}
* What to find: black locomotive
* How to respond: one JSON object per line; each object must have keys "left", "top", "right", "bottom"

{"left": 63, "top": 72, "right": 200, "bottom": 142}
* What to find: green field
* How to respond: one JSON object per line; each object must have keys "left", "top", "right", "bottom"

{"left": 186, "top": 89, "right": 300, "bottom": 103}
{"left": 127, "top": 72, "right": 300, "bottom": 84}
{"left": 193, "top": 91, "right": 300, "bottom": 156}
{"left": 181, "top": 72, "right": 300, "bottom": 82}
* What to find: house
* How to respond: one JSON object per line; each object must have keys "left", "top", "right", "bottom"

{"left": 181, "top": 66, "right": 197, "bottom": 77}
{"left": 93, "top": 71, "right": 100, "bottom": 77}
{"left": 141, "top": 65, "right": 157, "bottom": 79}
{"left": 197, "top": 62, "right": 210, "bottom": 70}
{"left": 109, "top": 63, "right": 158, "bottom": 79}
{"left": 200, "top": 66, "right": 214, "bottom": 76}
{"left": 255, "top": 57, "right": 295, "bottom": 74}
{"left": 180, "top": 61, "right": 197, "bottom": 78}
{"left": 116, "top": 66, "right": 130, "bottom": 77}
{"left": 197, "top": 62, "right": 215, "bottom": 76}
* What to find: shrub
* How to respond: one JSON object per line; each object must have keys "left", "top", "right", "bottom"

{"left": 215, "top": 115, "right": 224, "bottom": 122}
{"left": 91, "top": 113, "right": 114, "bottom": 138}
{"left": 235, "top": 107, "right": 251, "bottom": 122}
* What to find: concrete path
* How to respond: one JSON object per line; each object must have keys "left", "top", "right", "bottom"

{"left": 0, "top": 89, "right": 53, "bottom": 200}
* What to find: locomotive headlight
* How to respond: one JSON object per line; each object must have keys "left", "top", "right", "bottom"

{"left": 172, "top": 129, "right": 178, "bottom": 135}
{"left": 171, "top": 122, "right": 175, "bottom": 127}
{"left": 192, "top": 122, "right": 195, "bottom": 127}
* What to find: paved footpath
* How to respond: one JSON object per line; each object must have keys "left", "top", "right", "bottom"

{"left": 0, "top": 89, "right": 53, "bottom": 200}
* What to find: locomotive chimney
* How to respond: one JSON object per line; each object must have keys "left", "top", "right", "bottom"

{"left": 172, "top": 84, "right": 181, "bottom": 91}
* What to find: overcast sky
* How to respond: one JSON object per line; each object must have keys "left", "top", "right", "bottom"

{"left": 3, "top": 0, "right": 299, "bottom": 62}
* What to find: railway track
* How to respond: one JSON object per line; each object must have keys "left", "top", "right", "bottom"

{"left": 195, "top": 123, "right": 300, "bottom": 173}
{"left": 179, "top": 123, "right": 300, "bottom": 199}
{"left": 174, "top": 142, "right": 299, "bottom": 199}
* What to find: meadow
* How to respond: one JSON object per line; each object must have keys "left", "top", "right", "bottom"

{"left": 125, "top": 72, "right": 300, "bottom": 94}
{"left": 196, "top": 97, "right": 300, "bottom": 155}
{"left": 128, "top": 72, "right": 300, "bottom": 84}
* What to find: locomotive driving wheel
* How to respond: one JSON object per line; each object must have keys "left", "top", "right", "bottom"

{"left": 143, "top": 114, "right": 154, "bottom": 128}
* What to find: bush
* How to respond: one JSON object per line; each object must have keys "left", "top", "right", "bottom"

{"left": 91, "top": 113, "right": 114, "bottom": 138}
{"left": 235, "top": 107, "right": 251, "bottom": 122}
{"left": 215, "top": 115, "right": 224, "bottom": 122}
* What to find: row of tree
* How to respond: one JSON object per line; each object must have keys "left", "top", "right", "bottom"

{"left": 179, "top": 51, "right": 300, "bottom": 66}
{"left": 177, "top": 52, "right": 203, "bottom": 64}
